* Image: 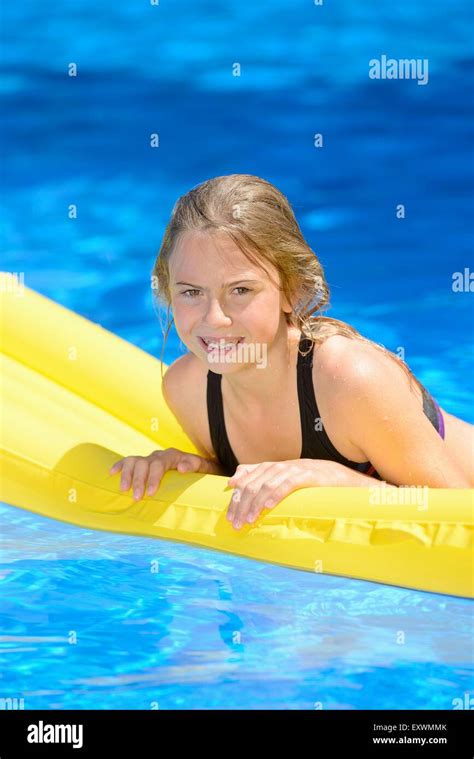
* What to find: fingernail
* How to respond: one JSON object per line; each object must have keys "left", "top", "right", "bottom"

{"left": 134, "top": 490, "right": 140, "bottom": 500}
{"left": 233, "top": 520, "right": 241, "bottom": 530}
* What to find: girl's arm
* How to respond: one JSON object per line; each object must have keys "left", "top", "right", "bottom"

{"left": 337, "top": 341, "right": 472, "bottom": 489}
{"left": 225, "top": 339, "right": 471, "bottom": 530}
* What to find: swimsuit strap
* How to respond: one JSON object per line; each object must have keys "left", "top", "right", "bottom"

{"left": 206, "top": 369, "right": 239, "bottom": 476}
{"left": 422, "top": 387, "right": 445, "bottom": 439}
{"left": 296, "top": 335, "right": 381, "bottom": 477}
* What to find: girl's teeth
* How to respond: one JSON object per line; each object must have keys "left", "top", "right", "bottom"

{"left": 210, "top": 341, "right": 236, "bottom": 349}
{"left": 204, "top": 338, "right": 240, "bottom": 350}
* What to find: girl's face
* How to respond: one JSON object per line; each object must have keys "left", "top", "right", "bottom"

{"left": 168, "top": 231, "right": 292, "bottom": 370}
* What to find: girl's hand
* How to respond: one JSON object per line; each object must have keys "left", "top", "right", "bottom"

{"left": 226, "top": 459, "right": 354, "bottom": 530}
{"left": 109, "top": 448, "right": 223, "bottom": 501}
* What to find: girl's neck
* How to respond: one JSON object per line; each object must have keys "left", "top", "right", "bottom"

{"left": 221, "top": 326, "right": 302, "bottom": 409}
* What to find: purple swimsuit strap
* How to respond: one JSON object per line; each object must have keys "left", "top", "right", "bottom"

{"left": 431, "top": 397, "right": 446, "bottom": 440}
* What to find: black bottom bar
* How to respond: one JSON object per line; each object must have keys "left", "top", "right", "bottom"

{"left": 0, "top": 709, "right": 472, "bottom": 756}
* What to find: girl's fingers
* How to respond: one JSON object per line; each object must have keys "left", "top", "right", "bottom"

{"left": 131, "top": 458, "right": 153, "bottom": 500}
{"left": 148, "top": 453, "right": 204, "bottom": 494}
{"left": 246, "top": 471, "right": 294, "bottom": 521}
{"left": 177, "top": 455, "right": 199, "bottom": 472}
{"left": 109, "top": 459, "right": 124, "bottom": 474}
{"left": 228, "top": 463, "right": 288, "bottom": 527}
{"left": 146, "top": 457, "right": 168, "bottom": 495}
{"left": 226, "top": 463, "right": 274, "bottom": 522}
{"left": 119, "top": 459, "right": 138, "bottom": 492}
{"left": 228, "top": 464, "right": 255, "bottom": 483}
{"left": 111, "top": 450, "right": 219, "bottom": 500}
{"left": 178, "top": 455, "right": 215, "bottom": 474}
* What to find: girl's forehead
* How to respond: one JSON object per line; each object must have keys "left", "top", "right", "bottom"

{"left": 170, "top": 232, "right": 274, "bottom": 280}
{"left": 172, "top": 231, "right": 242, "bottom": 262}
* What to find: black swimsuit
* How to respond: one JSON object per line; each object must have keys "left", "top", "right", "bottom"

{"left": 206, "top": 335, "right": 445, "bottom": 478}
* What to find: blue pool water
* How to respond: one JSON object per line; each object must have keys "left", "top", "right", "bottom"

{"left": 1, "top": 1, "right": 473, "bottom": 709}
{"left": 1, "top": 502, "right": 473, "bottom": 710}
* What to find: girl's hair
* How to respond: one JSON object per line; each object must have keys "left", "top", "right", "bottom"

{"left": 151, "top": 173, "right": 424, "bottom": 397}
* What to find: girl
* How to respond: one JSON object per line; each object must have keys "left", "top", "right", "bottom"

{"left": 110, "top": 174, "right": 473, "bottom": 530}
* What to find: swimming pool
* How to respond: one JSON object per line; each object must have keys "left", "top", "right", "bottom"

{"left": 1, "top": 0, "right": 473, "bottom": 710}
{"left": 1, "top": 502, "right": 472, "bottom": 710}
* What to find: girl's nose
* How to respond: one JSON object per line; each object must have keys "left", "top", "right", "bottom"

{"left": 202, "top": 298, "right": 233, "bottom": 326}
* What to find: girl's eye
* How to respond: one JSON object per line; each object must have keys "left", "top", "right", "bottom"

{"left": 233, "top": 287, "right": 251, "bottom": 295}
{"left": 180, "top": 287, "right": 251, "bottom": 297}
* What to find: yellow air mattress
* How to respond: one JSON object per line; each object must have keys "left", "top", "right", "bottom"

{"left": 0, "top": 274, "right": 472, "bottom": 598}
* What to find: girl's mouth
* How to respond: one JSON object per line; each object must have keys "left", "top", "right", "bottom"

{"left": 198, "top": 336, "right": 245, "bottom": 354}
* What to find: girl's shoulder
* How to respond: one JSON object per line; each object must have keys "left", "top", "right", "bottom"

{"left": 314, "top": 333, "right": 472, "bottom": 487}
{"left": 161, "top": 352, "right": 214, "bottom": 458}
{"left": 311, "top": 332, "right": 401, "bottom": 385}
{"left": 310, "top": 331, "right": 416, "bottom": 439}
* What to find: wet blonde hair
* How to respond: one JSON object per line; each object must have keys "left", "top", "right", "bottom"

{"left": 151, "top": 173, "right": 425, "bottom": 397}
